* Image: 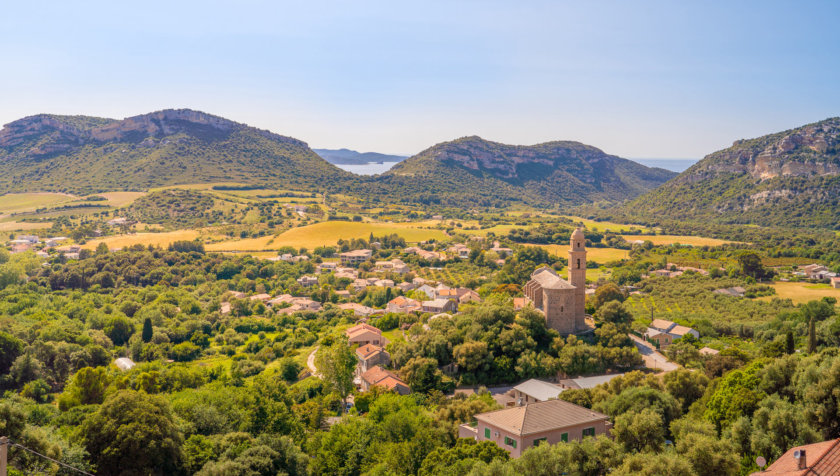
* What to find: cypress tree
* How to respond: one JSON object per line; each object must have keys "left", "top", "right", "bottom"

{"left": 808, "top": 316, "right": 816, "bottom": 353}
{"left": 785, "top": 330, "right": 795, "bottom": 355}
{"left": 141, "top": 317, "right": 153, "bottom": 343}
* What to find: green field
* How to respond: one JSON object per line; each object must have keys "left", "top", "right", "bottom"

{"left": 206, "top": 221, "right": 449, "bottom": 251}
{"left": 84, "top": 230, "right": 208, "bottom": 250}
{"left": 0, "top": 192, "right": 76, "bottom": 214}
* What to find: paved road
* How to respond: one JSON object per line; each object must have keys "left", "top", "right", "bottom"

{"left": 307, "top": 346, "right": 320, "bottom": 377}
{"left": 629, "top": 334, "right": 679, "bottom": 372}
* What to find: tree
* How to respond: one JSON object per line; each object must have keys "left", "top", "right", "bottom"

{"left": 59, "top": 366, "right": 111, "bottom": 410}
{"left": 0, "top": 330, "right": 24, "bottom": 374}
{"left": 315, "top": 341, "right": 357, "bottom": 413}
{"left": 613, "top": 452, "right": 697, "bottom": 476}
{"left": 785, "top": 330, "right": 795, "bottom": 355}
{"left": 592, "top": 283, "right": 625, "bottom": 309}
{"left": 808, "top": 316, "right": 817, "bottom": 353}
{"left": 665, "top": 340, "right": 702, "bottom": 367}
{"left": 141, "top": 317, "right": 153, "bottom": 343}
{"left": 419, "top": 439, "right": 509, "bottom": 476}
{"left": 664, "top": 369, "right": 709, "bottom": 412}
{"left": 749, "top": 395, "right": 819, "bottom": 461}
{"left": 612, "top": 408, "right": 665, "bottom": 452}
{"left": 676, "top": 433, "right": 739, "bottom": 476}
{"left": 400, "top": 357, "right": 451, "bottom": 394}
{"left": 705, "top": 361, "right": 764, "bottom": 429}
{"left": 10, "top": 353, "right": 43, "bottom": 386}
{"left": 104, "top": 315, "right": 135, "bottom": 346}
{"left": 453, "top": 341, "right": 492, "bottom": 373}
{"left": 737, "top": 252, "right": 767, "bottom": 280}
{"left": 594, "top": 300, "right": 633, "bottom": 326}
{"left": 79, "top": 389, "right": 184, "bottom": 475}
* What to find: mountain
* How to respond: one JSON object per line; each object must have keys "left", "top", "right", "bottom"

{"left": 0, "top": 110, "right": 677, "bottom": 209}
{"left": 367, "top": 136, "right": 677, "bottom": 207}
{"left": 0, "top": 109, "right": 353, "bottom": 194}
{"left": 613, "top": 117, "right": 840, "bottom": 229}
{"left": 313, "top": 148, "right": 407, "bottom": 165}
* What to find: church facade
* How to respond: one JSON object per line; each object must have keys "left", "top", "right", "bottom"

{"left": 523, "top": 228, "right": 587, "bottom": 334}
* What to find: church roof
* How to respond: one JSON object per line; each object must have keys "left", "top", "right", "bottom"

{"left": 571, "top": 228, "right": 585, "bottom": 241}
{"left": 530, "top": 267, "right": 575, "bottom": 290}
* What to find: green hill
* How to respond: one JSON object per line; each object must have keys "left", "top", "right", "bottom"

{"left": 609, "top": 117, "right": 840, "bottom": 229}
{"left": 0, "top": 111, "right": 676, "bottom": 209}
{"left": 0, "top": 109, "right": 354, "bottom": 195}
{"left": 369, "top": 136, "right": 677, "bottom": 207}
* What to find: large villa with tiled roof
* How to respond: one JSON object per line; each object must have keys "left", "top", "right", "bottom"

{"left": 458, "top": 399, "right": 612, "bottom": 457}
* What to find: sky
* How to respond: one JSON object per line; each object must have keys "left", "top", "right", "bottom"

{"left": 1, "top": 0, "right": 839, "bottom": 158}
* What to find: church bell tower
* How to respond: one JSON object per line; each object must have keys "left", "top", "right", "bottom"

{"left": 569, "top": 228, "right": 587, "bottom": 328}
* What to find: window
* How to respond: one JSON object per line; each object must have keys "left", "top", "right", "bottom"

{"left": 577, "top": 242, "right": 581, "bottom": 248}
{"left": 561, "top": 432, "right": 568, "bottom": 442}
{"left": 504, "top": 436, "right": 517, "bottom": 448}
{"left": 560, "top": 306, "right": 564, "bottom": 312}
{"left": 533, "top": 437, "right": 547, "bottom": 446}
{"left": 582, "top": 427, "right": 596, "bottom": 438}
{"left": 576, "top": 258, "right": 581, "bottom": 269}
{"left": 484, "top": 428, "right": 491, "bottom": 439}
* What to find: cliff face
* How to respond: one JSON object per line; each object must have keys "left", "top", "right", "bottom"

{"left": 675, "top": 118, "right": 840, "bottom": 183}
{"left": 616, "top": 117, "right": 840, "bottom": 229}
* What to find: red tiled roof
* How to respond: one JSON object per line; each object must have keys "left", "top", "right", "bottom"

{"left": 755, "top": 439, "right": 840, "bottom": 475}
{"left": 346, "top": 323, "right": 381, "bottom": 337}
{"left": 356, "top": 344, "right": 385, "bottom": 360}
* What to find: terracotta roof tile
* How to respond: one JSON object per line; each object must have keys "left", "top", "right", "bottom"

{"left": 475, "top": 399, "right": 609, "bottom": 436}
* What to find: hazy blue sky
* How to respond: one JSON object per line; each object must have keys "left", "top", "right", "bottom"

{"left": 2, "top": 0, "right": 838, "bottom": 158}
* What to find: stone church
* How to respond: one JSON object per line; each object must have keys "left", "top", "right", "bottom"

{"left": 523, "top": 228, "right": 587, "bottom": 334}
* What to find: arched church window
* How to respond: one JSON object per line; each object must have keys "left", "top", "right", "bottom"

{"left": 561, "top": 306, "right": 564, "bottom": 312}
{"left": 576, "top": 259, "right": 581, "bottom": 269}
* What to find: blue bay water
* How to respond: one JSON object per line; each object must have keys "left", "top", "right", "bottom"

{"left": 631, "top": 158, "right": 698, "bottom": 172}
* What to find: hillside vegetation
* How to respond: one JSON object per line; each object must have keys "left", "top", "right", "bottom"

{"left": 0, "top": 113, "right": 676, "bottom": 209}
{"left": 373, "top": 136, "right": 677, "bottom": 207}
{"left": 0, "top": 109, "right": 354, "bottom": 195}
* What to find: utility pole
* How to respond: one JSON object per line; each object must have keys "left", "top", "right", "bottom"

{"left": 1, "top": 436, "right": 8, "bottom": 476}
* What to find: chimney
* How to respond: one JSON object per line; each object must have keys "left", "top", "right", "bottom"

{"left": 795, "top": 449, "right": 807, "bottom": 470}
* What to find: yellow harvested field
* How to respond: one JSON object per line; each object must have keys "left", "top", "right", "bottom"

{"left": 533, "top": 244, "right": 630, "bottom": 263}
{"left": 0, "top": 192, "right": 75, "bottom": 213}
{"left": 207, "top": 221, "right": 448, "bottom": 251}
{"left": 0, "top": 221, "right": 53, "bottom": 231}
{"left": 621, "top": 234, "right": 734, "bottom": 246}
{"left": 83, "top": 230, "right": 203, "bottom": 250}
{"left": 758, "top": 282, "right": 840, "bottom": 305}
{"left": 562, "top": 216, "right": 653, "bottom": 233}
{"left": 96, "top": 192, "right": 147, "bottom": 207}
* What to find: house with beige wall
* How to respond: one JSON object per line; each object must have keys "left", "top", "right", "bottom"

{"left": 458, "top": 399, "right": 611, "bottom": 458}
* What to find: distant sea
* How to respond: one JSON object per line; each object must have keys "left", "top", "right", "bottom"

{"left": 631, "top": 158, "right": 698, "bottom": 173}
{"left": 337, "top": 158, "right": 698, "bottom": 175}
{"left": 335, "top": 161, "right": 401, "bottom": 175}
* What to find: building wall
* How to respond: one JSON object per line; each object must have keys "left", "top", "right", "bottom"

{"left": 543, "top": 288, "right": 577, "bottom": 335}
{"left": 474, "top": 418, "right": 610, "bottom": 458}
{"left": 348, "top": 330, "right": 383, "bottom": 346}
